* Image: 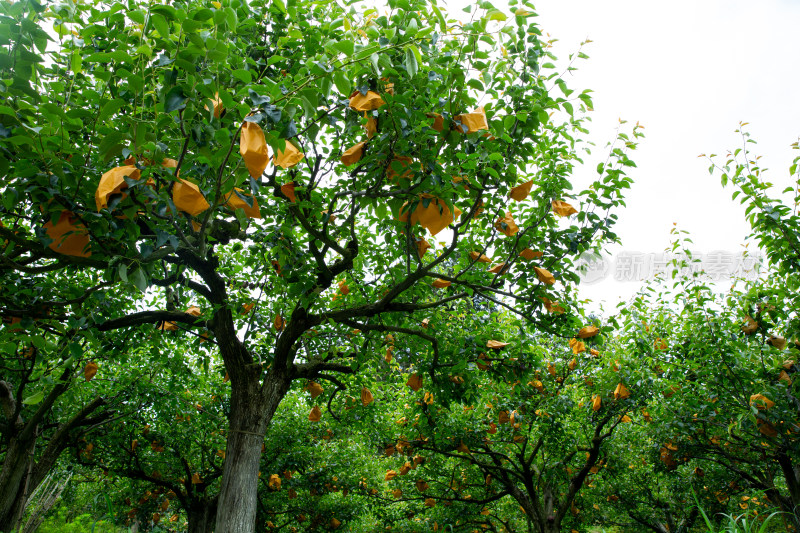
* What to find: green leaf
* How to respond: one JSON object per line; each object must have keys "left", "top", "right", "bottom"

{"left": 231, "top": 69, "right": 252, "bottom": 84}
{"left": 98, "top": 98, "right": 126, "bottom": 124}
{"left": 405, "top": 17, "right": 419, "bottom": 36}
{"left": 208, "top": 42, "right": 228, "bottom": 61}
{"left": 333, "top": 71, "right": 351, "bottom": 96}
{"left": 108, "top": 50, "right": 134, "bottom": 63}
{"left": 331, "top": 40, "right": 355, "bottom": 57}
{"left": 151, "top": 13, "right": 169, "bottom": 38}
{"left": 53, "top": 23, "right": 70, "bottom": 38}
{"left": 98, "top": 131, "right": 129, "bottom": 162}
{"left": 69, "top": 342, "right": 83, "bottom": 359}
{"left": 137, "top": 45, "right": 153, "bottom": 59}
{"left": 70, "top": 52, "right": 82, "bottom": 73}
{"left": 300, "top": 96, "right": 316, "bottom": 119}
{"left": 31, "top": 335, "right": 46, "bottom": 350}
{"left": 22, "top": 391, "right": 44, "bottom": 405}
{"left": 537, "top": 109, "right": 548, "bottom": 125}
{"left": 369, "top": 53, "right": 380, "bottom": 75}
{"left": 404, "top": 46, "right": 418, "bottom": 78}
{"left": 151, "top": 4, "right": 178, "bottom": 21}
{"left": 272, "top": 0, "right": 287, "bottom": 14}
{"left": 192, "top": 7, "right": 214, "bottom": 21}
{"left": 4, "top": 136, "right": 35, "bottom": 148}
{"left": 130, "top": 268, "right": 148, "bottom": 293}
{"left": 224, "top": 7, "right": 238, "bottom": 30}
{"left": 486, "top": 9, "right": 507, "bottom": 21}
{"left": 164, "top": 86, "right": 187, "bottom": 112}
{"left": 410, "top": 44, "right": 422, "bottom": 66}
{"left": 128, "top": 9, "right": 146, "bottom": 24}
{"left": 375, "top": 202, "right": 387, "bottom": 221}
{"left": 84, "top": 52, "right": 111, "bottom": 64}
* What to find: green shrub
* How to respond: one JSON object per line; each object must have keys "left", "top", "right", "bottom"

{"left": 35, "top": 508, "right": 127, "bottom": 533}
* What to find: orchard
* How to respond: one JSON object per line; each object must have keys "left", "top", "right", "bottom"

{"left": 0, "top": 0, "right": 796, "bottom": 532}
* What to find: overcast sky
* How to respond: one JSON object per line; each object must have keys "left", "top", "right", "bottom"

{"left": 522, "top": 0, "right": 800, "bottom": 310}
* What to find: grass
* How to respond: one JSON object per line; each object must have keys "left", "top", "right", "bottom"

{"left": 694, "top": 491, "right": 785, "bottom": 533}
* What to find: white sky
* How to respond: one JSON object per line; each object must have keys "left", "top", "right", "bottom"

{"left": 524, "top": 0, "right": 800, "bottom": 311}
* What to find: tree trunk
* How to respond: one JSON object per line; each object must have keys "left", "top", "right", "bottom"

{"left": 532, "top": 510, "right": 563, "bottom": 532}
{"left": 187, "top": 497, "right": 218, "bottom": 533}
{"left": 538, "top": 521, "right": 561, "bottom": 533}
{"left": 510, "top": 485, "right": 562, "bottom": 533}
{"left": 0, "top": 436, "right": 35, "bottom": 532}
{"left": 0, "top": 486, "right": 24, "bottom": 533}
{"left": 214, "top": 371, "right": 291, "bottom": 533}
{"left": 776, "top": 452, "right": 800, "bottom": 524}
{"left": 0, "top": 395, "right": 105, "bottom": 532}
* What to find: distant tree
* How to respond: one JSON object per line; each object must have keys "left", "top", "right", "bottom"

{"left": 75, "top": 362, "right": 226, "bottom": 532}
{"left": 350, "top": 304, "right": 635, "bottom": 533}
{"left": 0, "top": 330, "right": 115, "bottom": 531}
{"left": 609, "top": 221, "right": 800, "bottom": 529}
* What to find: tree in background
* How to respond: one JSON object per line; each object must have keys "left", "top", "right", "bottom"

{"left": 253, "top": 391, "right": 387, "bottom": 531}
{"left": 0, "top": 316, "right": 118, "bottom": 532}
{"left": 74, "top": 359, "right": 228, "bottom": 532}
{"left": 374, "top": 316, "right": 635, "bottom": 533}
{"left": 603, "top": 221, "right": 799, "bottom": 529}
